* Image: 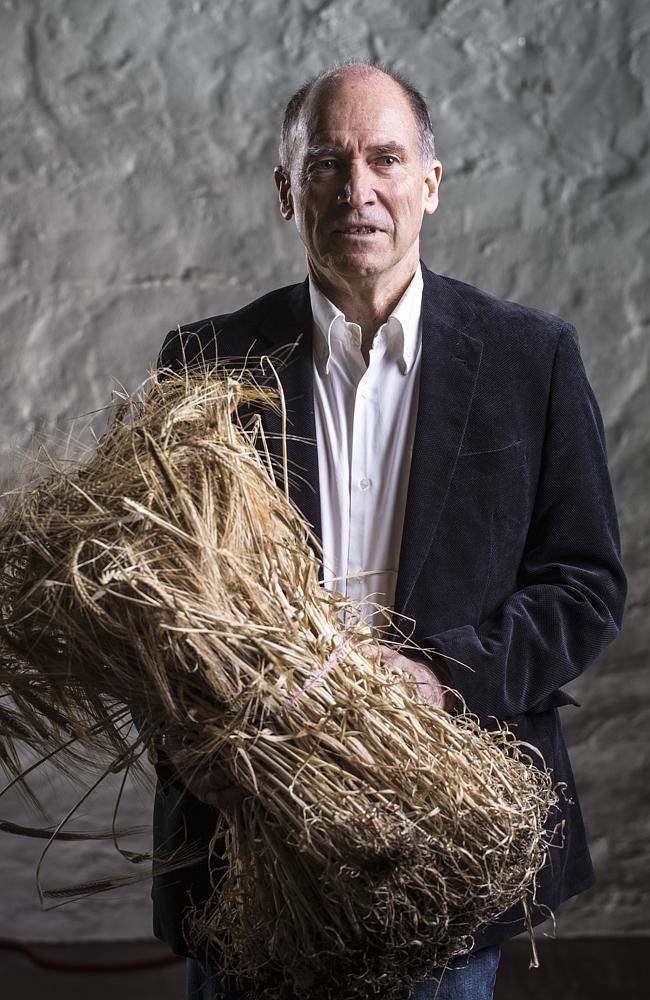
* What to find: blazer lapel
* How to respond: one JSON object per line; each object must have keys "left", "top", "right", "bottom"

{"left": 254, "top": 280, "right": 323, "bottom": 546}
{"left": 393, "top": 264, "right": 483, "bottom": 617}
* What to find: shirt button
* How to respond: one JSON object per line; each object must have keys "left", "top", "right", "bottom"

{"left": 359, "top": 477, "right": 371, "bottom": 491}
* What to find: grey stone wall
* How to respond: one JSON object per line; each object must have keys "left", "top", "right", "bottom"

{"left": 0, "top": 0, "right": 647, "bottom": 941}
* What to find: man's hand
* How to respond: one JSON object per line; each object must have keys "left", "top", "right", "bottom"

{"left": 362, "top": 643, "right": 453, "bottom": 711}
{"left": 161, "top": 644, "right": 454, "bottom": 810}
{"left": 164, "top": 735, "right": 246, "bottom": 815}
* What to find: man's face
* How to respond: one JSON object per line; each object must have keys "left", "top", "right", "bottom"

{"left": 275, "top": 70, "right": 441, "bottom": 285}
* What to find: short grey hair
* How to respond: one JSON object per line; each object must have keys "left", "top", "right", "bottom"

{"left": 278, "top": 61, "right": 437, "bottom": 173}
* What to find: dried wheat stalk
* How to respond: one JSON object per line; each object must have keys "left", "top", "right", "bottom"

{"left": 0, "top": 365, "right": 558, "bottom": 999}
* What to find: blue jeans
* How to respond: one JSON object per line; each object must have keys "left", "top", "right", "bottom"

{"left": 186, "top": 944, "right": 501, "bottom": 999}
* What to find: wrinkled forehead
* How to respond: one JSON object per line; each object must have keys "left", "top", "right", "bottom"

{"left": 296, "top": 82, "right": 419, "bottom": 156}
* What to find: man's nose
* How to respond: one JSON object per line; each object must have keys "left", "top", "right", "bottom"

{"left": 337, "top": 164, "right": 374, "bottom": 208}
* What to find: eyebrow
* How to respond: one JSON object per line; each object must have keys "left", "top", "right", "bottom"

{"left": 305, "top": 141, "right": 409, "bottom": 160}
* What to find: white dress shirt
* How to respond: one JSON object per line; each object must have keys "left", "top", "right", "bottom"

{"left": 310, "top": 263, "right": 424, "bottom": 632}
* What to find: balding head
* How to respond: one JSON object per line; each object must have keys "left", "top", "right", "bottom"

{"left": 278, "top": 62, "right": 436, "bottom": 176}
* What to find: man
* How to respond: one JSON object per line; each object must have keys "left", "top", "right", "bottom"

{"left": 153, "top": 63, "right": 627, "bottom": 1000}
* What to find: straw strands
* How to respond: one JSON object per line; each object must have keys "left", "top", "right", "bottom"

{"left": 0, "top": 365, "right": 558, "bottom": 999}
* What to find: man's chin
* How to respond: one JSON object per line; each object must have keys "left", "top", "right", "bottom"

{"left": 320, "top": 249, "right": 390, "bottom": 279}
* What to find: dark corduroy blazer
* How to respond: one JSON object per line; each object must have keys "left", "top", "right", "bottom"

{"left": 151, "top": 261, "right": 626, "bottom": 956}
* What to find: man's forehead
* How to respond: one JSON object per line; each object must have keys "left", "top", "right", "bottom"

{"left": 299, "top": 103, "right": 418, "bottom": 151}
{"left": 305, "top": 134, "right": 409, "bottom": 157}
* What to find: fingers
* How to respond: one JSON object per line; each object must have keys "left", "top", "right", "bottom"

{"left": 357, "top": 643, "right": 447, "bottom": 709}
{"left": 359, "top": 641, "right": 400, "bottom": 665}
{"left": 162, "top": 733, "right": 246, "bottom": 809}
{"left": 359, "top": 640, "right": 381, "bottom": 659}
{"left": 197, "top": 783, "right": 247, "bottom": 813}
{"left": 179, "top": 767, "right": 246, "bottom": 812}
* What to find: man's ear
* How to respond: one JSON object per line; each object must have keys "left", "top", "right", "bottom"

{"left": 423, "top": 160, "right": 442, "bottom": 217}
{"left": 274, "top": 167, "right": 294, "bottom": 220}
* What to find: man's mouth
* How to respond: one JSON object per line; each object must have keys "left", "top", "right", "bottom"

{"left": 335, "top": 226, "right": 380, "bottom": 235}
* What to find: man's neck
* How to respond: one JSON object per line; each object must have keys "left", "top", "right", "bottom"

{"left": 308, "top": 258, "right": 420, "bottom": 357}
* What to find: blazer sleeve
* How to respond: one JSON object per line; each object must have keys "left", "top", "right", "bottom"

{"left": 421, "top": 325, "right": 627, "bottom": 720}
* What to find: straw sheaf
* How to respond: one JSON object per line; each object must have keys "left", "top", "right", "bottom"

{"left": 0, "top": 364, "right": 559, "bottom": 999}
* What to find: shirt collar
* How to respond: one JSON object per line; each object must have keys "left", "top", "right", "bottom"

{"left": 309, "top": 263, "right": 423, "bottom": 376}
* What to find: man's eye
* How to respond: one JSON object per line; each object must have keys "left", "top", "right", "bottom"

{"left": 378, "top": 155, "right": 398, "bottom": 166}
{"left": 314, "top": 159, "right": 337, "bottom": 171}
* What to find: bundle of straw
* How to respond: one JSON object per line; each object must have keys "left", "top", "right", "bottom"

{"left": 0, "top": 365, "right": 557, "bottom": 999}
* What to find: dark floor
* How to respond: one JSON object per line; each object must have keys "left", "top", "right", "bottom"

{"left": 0, "top": 938, "right": 647, "bottom": 999}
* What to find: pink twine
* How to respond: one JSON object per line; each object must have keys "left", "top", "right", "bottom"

{"left": 280, "top": 636, "right": 348, "bottom": 711}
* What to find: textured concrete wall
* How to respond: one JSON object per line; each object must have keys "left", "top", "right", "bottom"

{"left": 0, "top": 0, "right": 647, "bottom": 941}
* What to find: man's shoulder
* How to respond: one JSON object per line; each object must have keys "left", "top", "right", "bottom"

{"left": 432, "top": 269, "right": 577, "bottom": 347}
{"left": 178, "top": 281, "right": 304, "bottom": 337}
{"left": 157, "top": 280, "right": 306, "bottom": 370}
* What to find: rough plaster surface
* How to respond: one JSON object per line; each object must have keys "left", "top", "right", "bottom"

{"left": 0, "top": 0, "right": 648, "bottom": 941}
